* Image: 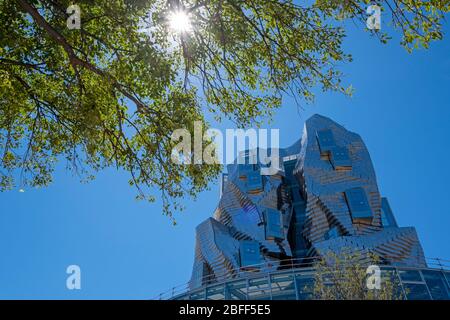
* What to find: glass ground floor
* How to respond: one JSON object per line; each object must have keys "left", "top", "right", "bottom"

{"left": 170, "top": 267, "right": 450, "bottom": 300}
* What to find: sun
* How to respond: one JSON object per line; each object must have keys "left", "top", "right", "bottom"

{"left": 168, "top": 10, "right": 192, "bottom": 33}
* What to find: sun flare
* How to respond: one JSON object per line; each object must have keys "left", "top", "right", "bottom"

{"left": 168, "top": 10, "right": 192, "bottom": 33}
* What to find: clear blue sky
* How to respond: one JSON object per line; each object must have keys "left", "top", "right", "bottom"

{"left": 1, "top": 19, "right": 450, "bottom": 299}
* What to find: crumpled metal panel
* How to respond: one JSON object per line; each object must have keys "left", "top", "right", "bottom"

{"left": 189, "top": 114, "right": 427, "bottom": 289}
{"left": 312, "top": 227, "right": 427, "bottom": 267}
{"left": 190, "top": 218, "right": 240, "bottom": 289}
{"left": 189, "top": 149, "right": 295, "bottom": 289}
{"left": 295, "top": 114, "right": 425, "bottom": 267}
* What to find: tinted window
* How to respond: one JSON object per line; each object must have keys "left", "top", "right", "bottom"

{"left": 316, "top": 129, "right": 336, "bottom": 154}
{"left": 225, "top": 280, "right": 247, "bottom": 300}
{"left": 239, "top": 241, "right": 261, "bottom": 268}
{"left": 344, "top": 187, "right": 373, "bottom": 220}
{"left": 271, "top": 274, "right": 296, "bottom": 300}
{"left": 403, "top": 283, "right": 431, "bottom": 300}
{"left": 206, "top": 285, "right": 225, "bottom": 300}
{"left": 381, "top": 197, "right": 398, "bottom": 227}
{"left": 380, "top": 210, "right": 389, "bottom": 227}
{"left": 422, "top": 270, "right": 450, "bottom": 300}
{"left": 247, "top": 277, "right": 271, "bottom": 300}
{"left": 330, "top": 146, "right": 352, "bottom": 169}
{"left": 189, "top": 289, "right": 206, "bottom": 300}
{"left": 398, "top": 269, "right": 422, "bottom": 282}
{"left": 265, "top": 209, "right": 284, "bottom": 240}
{"left": 247, "top": 171, "right": 263, "bottom": 193}
{"left": 238, "top": 164, "right": 254, "bottom": 179}
{"left": 381, "top": 268, "right": 405, "bottom": 299}
{"left": 295, "top": 274, "right": 314, "bottom": 300}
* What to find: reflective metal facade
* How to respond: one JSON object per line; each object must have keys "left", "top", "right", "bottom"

{"left": 189, "top": 114, "right": 427, "bottom": 290}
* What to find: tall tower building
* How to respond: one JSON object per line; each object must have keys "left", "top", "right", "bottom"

{"left": 165, "top": 114, "right": 449, "bottom": 300}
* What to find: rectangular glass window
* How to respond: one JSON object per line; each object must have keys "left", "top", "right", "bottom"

{"left": 330, "top": 146, "right": 352, "bottom": 169}
{"left": 238, "top": 164, "right": 254, "bottom": 179}
{"left": 189, "top": 289, "right": 206, "bottom": 300}
{"left": 239, "top": 241, "right": 261, "bottom": 269}
{"left": 247, "top": 277, "right": 271, "bottom": 300}
{"left": 403, "top": 283, "right": 431, "bottom": 300}
{"left": 344, "top": 187, "right": 373, "bottom": 220}
{"left": 247, "top": 171, "right": 263, "bottom": 193}
{"left": 225, "top": 280, "right": 247, "bottom": 300}
{"left": 206, "top": 285, "right": 225, "bottom": 300}
{"left": 271, "top": 274, "right": 296, "bottom": 300}
{"left": 381, "top": 197, "right": 398, "bottom": 227}
{"left": 295, "top": 273, "right": 314, "bottom": 300}
{"left": 421, "top": 270, "right": 450, "bottom": 300}
{"left": 445, "top": 272, "right": 450, "bottom": 288}
{"left": 316, "top": 129, "right": 336, "bottom": 155}
{"left": 382, "top": 268, "right": 405, "bottom": 299}
{"left": 264, "top": 209, "right": 284, "bottom": 240}
{"left": 380, "top": 210, "right": 389, "bottom": 227}
{"left": 398, "top": 269, "right": 423, "bottom": 282}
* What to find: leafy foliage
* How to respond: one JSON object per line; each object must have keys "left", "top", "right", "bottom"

{"left": 0, "top": 0, "right": 448, "bottom": 220}
{"left": 310, "top": 251, "right": 403, "bottom": 300}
